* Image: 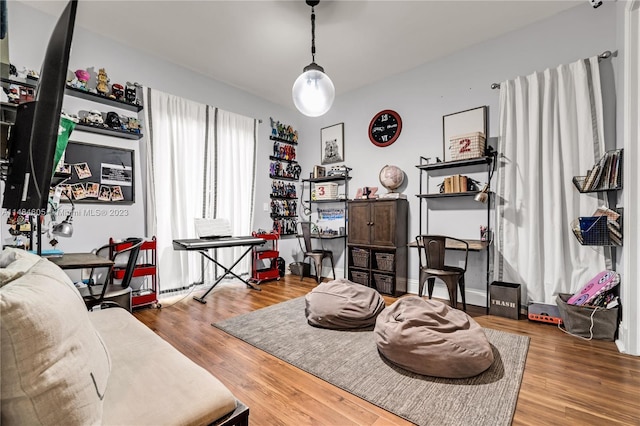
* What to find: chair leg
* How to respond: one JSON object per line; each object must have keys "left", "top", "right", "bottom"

{"left": 329, "top": 255, "right": 335, "bottom": 280}
{"left": 442, "top": 277, "right": 458, "bottom": 310}
{"left": 459, "top": 275, "right": 466, "bottom": 311}
{"left": 427, "top": 277, "right": 436, "bottom": 299}
{"left": 418, "top": 275, "right": 425, "bottom": 297}
{"left": 314, "top": 258, "right": 323, "bottom": 283}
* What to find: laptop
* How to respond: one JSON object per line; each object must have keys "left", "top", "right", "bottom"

{"left": 194, "top": 218, "right": 232, "bottom": 239}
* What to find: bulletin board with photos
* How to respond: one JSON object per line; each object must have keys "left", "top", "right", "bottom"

{"left": 55, "top": 141, "right": 134, "bottom": 204}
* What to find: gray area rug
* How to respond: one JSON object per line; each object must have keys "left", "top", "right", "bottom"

{"left": 213, "top": 297, "right": 529, "bottom": 426}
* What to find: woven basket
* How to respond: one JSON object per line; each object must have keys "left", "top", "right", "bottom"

{"left": 351, "top": 248, "right": 369, "bottom": 268}
{"left": 351, "top": 271, "right": 369, "bottom": 286}
{"left": 375, "top": 253, "right": 394, "bottom": 272}
{"left": 373, "top": 274, "right": 394, "bottom": 294}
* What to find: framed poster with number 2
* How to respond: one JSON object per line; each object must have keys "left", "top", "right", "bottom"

{"left": 442, "top": 106, "right": 487, "bottom": 162}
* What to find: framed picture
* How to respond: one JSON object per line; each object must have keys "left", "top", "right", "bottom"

{"left": 442, "top": 106, "right": 487, "bottom": 162}
{"left": 321, "top": 123, "right": 344, "bottom": 165}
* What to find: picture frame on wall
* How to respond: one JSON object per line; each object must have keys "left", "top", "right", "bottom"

{"left": 442, "top": 106, "right": 487, "bottom": 162}
{"left": 321, "top": 122, "right": 344, "bottom": 165}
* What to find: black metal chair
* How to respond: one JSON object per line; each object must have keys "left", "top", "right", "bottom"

{"left": 415, "top": 235, "right": 469, "bottom": 311}
{"left": 298, "top": 222, "right": 335, "bottom": 284}
{"left": 79, "top": 238, "right": 143, "bottom": 311}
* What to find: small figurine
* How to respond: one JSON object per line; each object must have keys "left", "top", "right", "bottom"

{"left": 125, "top": 82, "right": 137, "bottom": 104}
{"left": 126, "top": 117, "right": 141, "bottom": 133}
{"left": 85, "top": 110, "right": 104, "bottom": 126}
{"left": 96, "top": 68, "right": 110, "bottom": 96}
{"left": 111, "top": 83, "right": 124, "bottom": 101}
{"left": 69, "top": 69, "right": 90, "bottom": 90}
{"left": 105, "top": 112, "right": 122, "bottom": 129}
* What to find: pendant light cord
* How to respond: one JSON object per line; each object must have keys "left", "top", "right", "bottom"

{"left": 310, "top": 6, "right": 316, "bottom": 63}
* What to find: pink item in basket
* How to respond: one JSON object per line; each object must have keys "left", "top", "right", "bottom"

{"left": 567, "top": 270, "right": 620, "bottom": 306}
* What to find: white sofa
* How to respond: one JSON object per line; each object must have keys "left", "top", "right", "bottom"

{"left": 0, "top": 248, "right": 248, "bottom": 426}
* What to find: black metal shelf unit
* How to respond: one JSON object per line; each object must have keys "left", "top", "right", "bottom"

{"left": 415, "top": 155, "right": 494, "bottom": 309}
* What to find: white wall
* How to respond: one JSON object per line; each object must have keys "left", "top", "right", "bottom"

{"left": 4, "top": 2, "right": 622, "bottom": 305}
{"left": 310, "top": 3, "right": 621, "bottom": 303}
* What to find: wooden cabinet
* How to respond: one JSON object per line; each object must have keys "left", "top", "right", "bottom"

{"left": 347, "top": 199, "right": 408, "bottom": 296}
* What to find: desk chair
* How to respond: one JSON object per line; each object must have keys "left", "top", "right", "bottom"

{"left": 79, "top": 238, "right": 143, "bottom": 311}
{"left": 298, "top": 222, "right": 335, "bottom": 284}
{"left": 415, "top": 235, "right": 469, "bottom": 311}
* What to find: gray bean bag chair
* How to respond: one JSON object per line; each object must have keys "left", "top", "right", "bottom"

{"left": 305, "top": 278, "right": 386, "bottom": 329}
{"left": 374, "top": 296, "right": 494, "bottom": 378}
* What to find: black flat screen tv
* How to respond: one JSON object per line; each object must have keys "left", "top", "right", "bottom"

{"left": 2, "top": 0, "right": 77, "bottom": 212}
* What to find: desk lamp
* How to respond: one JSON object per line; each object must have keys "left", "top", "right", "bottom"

{"left": 52, "top": 191, "right": 75, "bottom": 237}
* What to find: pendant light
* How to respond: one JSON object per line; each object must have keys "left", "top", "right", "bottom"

{"left": 292, "top": 0, "right": 335, "bottom": 117}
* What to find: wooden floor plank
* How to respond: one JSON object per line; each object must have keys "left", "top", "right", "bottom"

{"left": 134, "top": 276, "right": 640, "bottom": 426}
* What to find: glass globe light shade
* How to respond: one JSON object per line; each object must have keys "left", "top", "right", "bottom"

{"left": 292, "top": 63, "right": 335, "bottom": 117}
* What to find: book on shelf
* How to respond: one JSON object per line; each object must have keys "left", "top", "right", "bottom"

{"left": 583, "top": 150, "right": 622, "bottom": 191}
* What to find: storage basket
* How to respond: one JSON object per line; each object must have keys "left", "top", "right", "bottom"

{"left": 375, "top": 253, "right": 395, "bottom": 272}
{"left": 449, "top": 132, "right": 486, "bottom": 161}
{"left": 373, "top": 273, "right": 394, "bottom": 294}
{"left": 572, "top": 215, "right": 622, "bottom": 246}
{"left": 351, "top": 248, "right": 369, "bottom": 268}
{"left": 351, "top": 270, "right": 369, "bottom": 286}
{"left": 315, "top": 183, "right": 339, "bottom": 200}
{"left": 556, "top": 293, "right": 619, "bottom": 341}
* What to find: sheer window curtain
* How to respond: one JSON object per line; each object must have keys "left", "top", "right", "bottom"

{"left": 142, "top": 89, "right": 256, "bottom": 292}
{"left": 495, "top": 57, "right": 606, "bottom": 305}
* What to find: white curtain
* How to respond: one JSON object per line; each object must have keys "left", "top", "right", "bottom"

{"left": 203, "top": 108, "right": 257, "bottom": 280}
{"left": 495, "top": 57, "right": 606, "bottom": 305}
{"left": 142, "top": 89, "right": 256, "bottom": 291}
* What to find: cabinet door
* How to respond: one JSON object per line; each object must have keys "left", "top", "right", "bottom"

{"left": 348, "top": 202, "right": 371, "bottom": 245}
{"left": 370, "top": 201, "right": 397, "bottom": 246}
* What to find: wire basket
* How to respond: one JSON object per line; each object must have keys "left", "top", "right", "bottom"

{"left": 571, "top": 215, "right": 622, "bottom": 246}
{"left": 373, "top": 274, "right": 394, "bottom": 295}
{"left": 375, "top": 252, "right": 395, "bottom": 271}
{"left": 350, "top": 270, "right": 369, "bottom": 286}
{"left": 351, "top": 248, "right": 369, "bottom": 268}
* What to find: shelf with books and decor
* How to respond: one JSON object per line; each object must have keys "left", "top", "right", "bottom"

{"left": 415, "top": 152, "right": 495, "bottom": 309}
{"left": 572, "top": 149, "right": 623, "bottom": 250}
{"left": 572, "top": 149, "right": 622, "bottom": 193}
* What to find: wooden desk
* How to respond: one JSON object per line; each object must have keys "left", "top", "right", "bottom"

{"left": 49, "top": 253, "right": 114, "bottom": 270}
{"left": 408, "top": 239, "right": 489, "bottom": 251}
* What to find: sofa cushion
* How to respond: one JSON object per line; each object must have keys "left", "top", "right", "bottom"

{"left": 90, "top": 308, "right": 238, "bottom": 425}
{"left": 305, "top": 278, "right": 386, "bottom": 329}
{"left": 0, "top": 248, "right": 43, "bottom": 286}
{"left": 374, "top": 296, "right": 494, "bottom": 378}
{"left": 1, "top": 258, "right": 111, "bottom": 425}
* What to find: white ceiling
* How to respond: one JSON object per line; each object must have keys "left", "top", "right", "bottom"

{"left": 22, "top": 0, "right": 582, "bottom": 109}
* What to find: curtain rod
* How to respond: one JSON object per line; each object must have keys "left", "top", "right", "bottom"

{"left": 490, "top": 50, "right": 613, "bottom": 89}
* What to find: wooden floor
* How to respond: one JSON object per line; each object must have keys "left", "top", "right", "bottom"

{"left": 134, "top": 276, "right": 640, "bottom": 426}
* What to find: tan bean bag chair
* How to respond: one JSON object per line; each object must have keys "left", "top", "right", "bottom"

{"left": 305, "top": 278, "right": 386, "bottom": 329}
{"left": 374, "top": 296, "right": 494, "bottom": 378}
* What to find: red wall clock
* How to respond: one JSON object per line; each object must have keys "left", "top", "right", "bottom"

{"left": 369, "top": 110, "right": 402, "bottom": 147}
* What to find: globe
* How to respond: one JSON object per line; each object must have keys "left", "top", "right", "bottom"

{"left": 379, "top": 165, "right": 405, "bottom": 193}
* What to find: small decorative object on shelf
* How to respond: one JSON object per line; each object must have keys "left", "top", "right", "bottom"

{"left": 573, "top": 149, "right": 623, "bottom": 192}
{"left": 67, "top": 69, "right": 90, "bottom": 91}
{"left": 125, "top": 82, "right": 141, "bottom": 105}
{"left": 449, "top": 132, "right": 486, "bottom": 161}
{"left": 271, "top": 180, "right": 297, "bottom": 199}
{"left": 269, "top": 117, "right": 298, "bottom": 142}
{"left": 110, "top": 83, "right": 124, "bottom": 101}
{"left": 96, "top": 68, "right": 110, "bottom": 96}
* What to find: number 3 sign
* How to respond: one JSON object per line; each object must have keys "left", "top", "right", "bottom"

{"left": 442, "top": 106, "right": 487, "bottom": 162}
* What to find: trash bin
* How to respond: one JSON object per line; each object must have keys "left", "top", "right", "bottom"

{"left": 489, "top": 281, "right": 521, "bottom": 319}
